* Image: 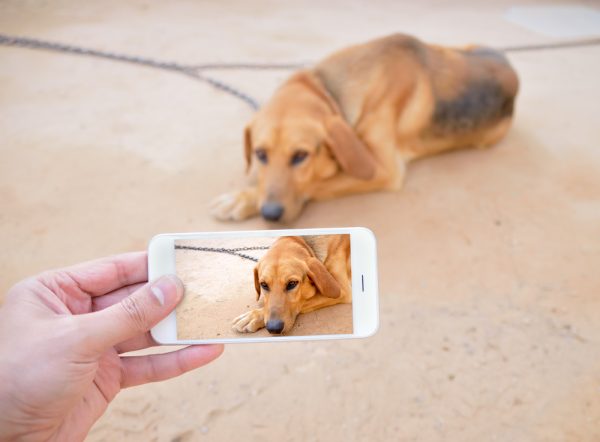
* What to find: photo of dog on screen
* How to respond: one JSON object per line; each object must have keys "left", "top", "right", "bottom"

{"left": 174, "top": 235, "right": 352, "bottom": 339}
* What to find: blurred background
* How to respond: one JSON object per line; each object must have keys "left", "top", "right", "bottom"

{"left": 1, "top": 1, "right": 599, "bottom": 440}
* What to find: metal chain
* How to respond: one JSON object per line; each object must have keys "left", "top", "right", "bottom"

{"left": 2, "top": 33, "right": 599, "bottom": 110}
{"left": 500, "top": 37, "right": 600, "bottom": 53}
{"left": 174, "top": 245, "right": 269, "bottom": 263}
{"left": 0, "top": 33, "right": 305, "bottom": 111}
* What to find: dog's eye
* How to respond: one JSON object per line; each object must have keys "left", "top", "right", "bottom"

{"left": 290, "top": 150, "right": 308, "bottom": 166}
{"left": 260, "top": 282, "right": 269, "bottom": 291}
{"left": 255, "top": 149, "right": 268, "bottom": 164}
{"left": 286, "top": 280, "right": 298, "bottom": 291}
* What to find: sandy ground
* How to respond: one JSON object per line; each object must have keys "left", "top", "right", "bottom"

{"left": 1, "top": 1, "right": 599, "bottom": 441}
{"left": 174, "top": 237, "right": 352, "bottom": 339}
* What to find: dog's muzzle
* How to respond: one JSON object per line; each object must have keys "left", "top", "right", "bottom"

{"left": 261, "top": 202, "right": 284, "bottom": 221}
{"left": 265, "top": 319, "right": 285, "bottom": 334}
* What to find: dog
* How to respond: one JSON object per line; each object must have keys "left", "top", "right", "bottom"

{"left": 210, "top": 33, "right": 519, "bottom": 222}
{"left": 232, "top": 235, "right": 351, "bottom": 334}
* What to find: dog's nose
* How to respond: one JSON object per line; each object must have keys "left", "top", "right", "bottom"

{"left": 261, "top": 203, "right": 284, "bottom": 221}
{"left": 265, "top": 319, "right": 285, "bottom": 334}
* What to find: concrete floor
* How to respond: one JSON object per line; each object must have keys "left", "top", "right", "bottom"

{"left": 1, "top": 1, "right": 599, "bottom": 441}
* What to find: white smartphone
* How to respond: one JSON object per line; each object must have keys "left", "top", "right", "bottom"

{"left": 149, "top": 227, "right": 379, "bottom": 344}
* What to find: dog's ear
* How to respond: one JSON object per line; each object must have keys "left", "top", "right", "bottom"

{"left": 306, "top": 257, "right": 341, "bottom": 298}
{"left": 292, "top": 71, "right": 342, "bottom": 116}
{"left": 325, "top": 115, "right": 377, "bottom": 180}
{"left": 253, "top": 266, "right": 261, "bottom": 301}
{"left": 244, "top": 124, "right": 253, "bottom": 173}
{"left": 292, "top": 71, "right": 377, "bottom": 180}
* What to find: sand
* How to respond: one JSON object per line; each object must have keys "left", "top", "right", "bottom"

{"left": 174, "top": 237, "right": 353, "bottom": 339}
{"left": 1, "top": 0, "right": 599, "bottom": 441}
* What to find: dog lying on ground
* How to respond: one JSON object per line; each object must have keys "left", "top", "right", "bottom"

{"left": 232, "top": 235, "right": 351, "bottom": 334}
{"left": 210, "top": 33, "right": 519, "bottom": 222}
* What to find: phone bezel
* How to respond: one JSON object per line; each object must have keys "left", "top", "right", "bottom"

{"left": 149, "top": 227, "right": 379, "bottom": 344}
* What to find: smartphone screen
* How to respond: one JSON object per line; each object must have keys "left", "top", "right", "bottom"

{"left": 150, "top": 228, "right": 378, "bottom": 344}
{"left": 174, "top": 234, "right": 352, "bottom": 339}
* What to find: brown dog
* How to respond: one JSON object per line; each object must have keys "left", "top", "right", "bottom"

{"left": 210, "top": 33, "right": 519, "bottom": 222}
{"left": 232, "top": 235, "right": 351, "bottom": 334}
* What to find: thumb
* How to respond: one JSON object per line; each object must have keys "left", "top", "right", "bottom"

{"left": 82, "top": 275, "right": 184, "bottom": 350}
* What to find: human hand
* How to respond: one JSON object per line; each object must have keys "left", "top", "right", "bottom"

{"left": 0, "top": 252, "right": 223, "bottom": 441}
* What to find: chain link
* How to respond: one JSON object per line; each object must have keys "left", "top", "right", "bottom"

{"left": 174, "top": 245, "right": 269, "bottom": 262}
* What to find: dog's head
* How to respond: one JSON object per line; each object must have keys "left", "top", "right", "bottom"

{"left": 254, "top": 236, "right": 341, "bottom": 334}
{"left": 244, "top": 71, "right": 377, "bottom": 222}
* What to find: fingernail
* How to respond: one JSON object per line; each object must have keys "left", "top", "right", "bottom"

{"left": 150, "top": 285, "right": 165, "bottom": 305}
{"left": 150, "top": 275, "right": 182, "bottom": 306}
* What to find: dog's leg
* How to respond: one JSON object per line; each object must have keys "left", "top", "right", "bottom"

{"left": 209, "top": 187, "right": 259, "bottom": 221}
{"left": 310, "top": 153, "right": 406, "bottom": 201}
{"left": 300, "top": 294, "right": 346, "bottom": 314}
{"left": 232, "top": 308, "right": 265, "bottom": 333}
{"left": 311, "top": 120, "right": 409, "bottom": 200}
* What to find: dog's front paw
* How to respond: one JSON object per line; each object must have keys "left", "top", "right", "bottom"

{"left": 232, "top": 309, "right": 265, "bottom": 333}
{"left": 209, "top": 189, "right": 259, "bottom": 221}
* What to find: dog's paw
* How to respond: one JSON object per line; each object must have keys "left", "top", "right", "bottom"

{"left": 209, "top": 189, "right": 259, "bottom": 221}
{"left": 232, "top": 309, "right": 265, "bottom": 333}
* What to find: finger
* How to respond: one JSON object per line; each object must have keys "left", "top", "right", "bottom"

{"left": 93, "top": 282, "right": 159, "bottom": 352}
{"left": 91, "top": 283, "right": 146, "bottom": 312}
{"left": 115, "top": 332, "right": 157, "bottom": 354}
{"left": 61, "top": 251, "right": 148, "bottom": 297}
{"left": 80, "top": 274, "right": 183, "bottom": 351}
{"left": 120, "top": 345, "right": 224, "bottom": 388}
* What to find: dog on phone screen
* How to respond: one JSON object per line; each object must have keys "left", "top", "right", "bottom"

{"left": 232, "top": 235, "right": 351, "bottom": 334}
{"left": 210, "top": 33, "right": 519, "bottom": 222}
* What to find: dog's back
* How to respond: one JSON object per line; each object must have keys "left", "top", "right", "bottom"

{"left": 303, "top": 235, "right": 351, "bottom": 281}
{"left": 314, "top": 33, "right": 519, "bottom": 157}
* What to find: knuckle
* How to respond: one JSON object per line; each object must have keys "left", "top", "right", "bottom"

{"left": 112, "top": 259, "right": 130, "bottom": 288}
{"left": 4, "top": 279, "right": 30, "bottom": 302}
{"left": 144, "top": 356, "right": 159, "bottom": 382}
{"left": 5, "top": 276, "right": 48, "bottom": 304}
{"left": 175, "top": 350, "right": 188, "bottom": 374}
{"left": 120, "top": 296, "right": 148, "bottom": 332}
